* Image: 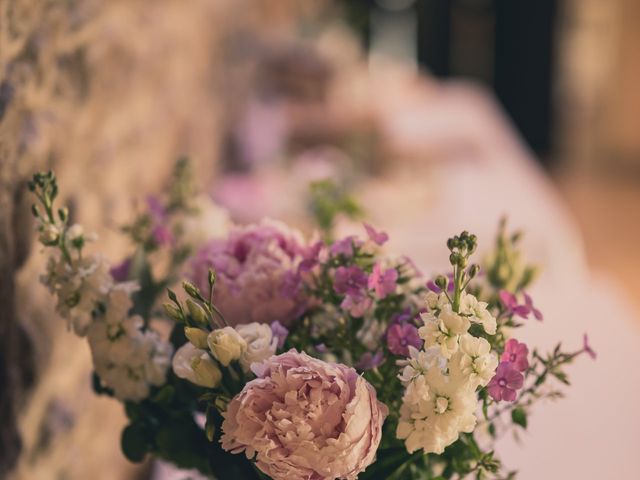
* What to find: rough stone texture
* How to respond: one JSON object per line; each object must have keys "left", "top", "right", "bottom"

{"left": 0, "top": 0, "right": 317, "bottom": 477}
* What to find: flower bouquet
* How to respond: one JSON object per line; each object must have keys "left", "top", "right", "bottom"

{"left": 28, "top": 163, "right": 594, "bottom": 479}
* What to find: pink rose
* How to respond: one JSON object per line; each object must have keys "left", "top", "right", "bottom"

{"left": 221, "top": 350, "right": 388, "bottom": 480}
{"left": 188, "top": 220, "right": 307, "bottom": 326}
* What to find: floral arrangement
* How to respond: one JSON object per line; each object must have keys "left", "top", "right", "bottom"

{"left": 29, "top": 164, "right": 595, "bottom": 479}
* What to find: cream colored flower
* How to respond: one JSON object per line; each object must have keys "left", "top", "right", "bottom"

{"left": 236, "top": 322, "right": 278, "bottom": 372}
{"left": 172, "top": 343, "right": 222, "bottom": 388}
{"left": 208, "top": 326, "right": 247, "bottom": 366}
{"left": 450, "top": 334, "right": 498, "bottom": 388}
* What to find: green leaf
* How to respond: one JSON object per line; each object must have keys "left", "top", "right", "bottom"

{"left": 121, "top": 424, "right": 148, "bottom": 463}
{"left": 359, "top": 448, "right": 421, "bottom": 480}
{"left": 511, "top": 408, "right": 528, "bottom": 429}
{"left": 151, "top": 384, "right": 175, "bottom": 405}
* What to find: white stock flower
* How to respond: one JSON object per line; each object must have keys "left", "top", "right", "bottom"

{"left": 42, "top": 254, "right": 113, "bottom": 336}
{"left": 450, "top": 334, "right": 498, "bottom": 388}
{"left": 460, "top": 292, "right": 497, "bottom": 335}
{"left": 397, "top": 366, "right": 478, "bottom": 454}
{"left": 236, "top": 322, "right": 278, "bottom": 372}
{"left": 39, "top": 222, "right": 61, "bottom": 244}
{"left": 208, "top": 326, "right": 247, "bottom": 366}
{"left": 419, "top": 305, "right": 470, "bottom": 359}
{"left": 397, "top": 346, "right": 444, "bottom": 385}
{"left": 178, "top": 195, "right": 231, "bottom": 248}
{"left": 424, "top": 291, "right": 449, "bottom": 311}
{"left": 172, "top": 343, "right": 222, "bottom": 388}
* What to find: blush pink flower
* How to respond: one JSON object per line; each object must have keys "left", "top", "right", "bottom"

{"left": 363, "top": 223, "right": 389, "bottom": 246}
{"left": 499, "top": 290, "right": 543, "bottom": 321}
{"left": 330, "top": 236, "right": 361, "bottom": 258}
{"left": 188, "top": 220, "right": 307, "bottom": 326}
{"left": 386, "top": 322, "right": 422, "bottom": 356}
{"left": 368, "top": 263, "right": 398, "bottom": 298}
{"left": 488, "top": 362, "right": 524, "bottom": 402}
{"left": 221, "top": 350, "right": 388, "bottom": 480}
{"left": 341, "top": 293, "right": 372, "bottom": 318}
{"left": 583, "top": 333, "right": 597, "bottom": 360}
{"left": 500, "top": 338, "right": 529, "bottom": 372}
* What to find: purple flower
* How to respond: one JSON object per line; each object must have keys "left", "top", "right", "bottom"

{"left": 488, "top": 362, "right": 524, "bottom": 402}
{"left": 334, "top": 266, "right": 368, "bottom": 296}
{"left": 152, "top": 224, "right": 173, "bottom": 246}
{"left": 386, "top": 323, "right": 422, "bottom": 356}
{"left": 390, "top": 308, "right": 413, "bottom": 326}
{"left": 145, "top": 195, "right": 167, "bottom": 222}
{"left": 298, "top": 241, "right": 323, "bottom": 272}
{"left": 270, "top": 321, "right": 289, "bottom": 349}
{"left": 329, "top": 236, "right": 359, "bottom": 257}
{"left": 524, "top": 293, "right": 543, "bottom": 321}
{"left": 188, "top": 220, "right": 308, "bottom": 326}
{"left": 279, "top": 270, "right": 302, "bottom": 298}
{"left": 363, "top": 223, "right": 389, "bottom": 246}
{"left": 499, "top": 290, "right": 531, "bottom": 318}
{"left": 109, "top": 258, "right": 131, "bottom": 282}
{"left": 315, "top": 343, "right": 329, "bottom": 353}
{"left": 500, "top": 339, "right": 529, "bottom": 372}
{"left": 341, "top": 294, "right": 372, "bottom": 318}
{"left": 368, "top": 263, "right": 398, "bottom": 298}
{"left": 355, "top": 350, "right": 385, "bottom": 370}
{"left": 583, "top": 333, "right": 597, "bottom": 360}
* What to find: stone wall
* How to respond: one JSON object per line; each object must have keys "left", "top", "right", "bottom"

{"left": 0, "top": 0, "right": 319, "bottom": 477}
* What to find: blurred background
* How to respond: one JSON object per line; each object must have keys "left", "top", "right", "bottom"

{"left": 1, "top": 0, "right": 639, "bottom": 479}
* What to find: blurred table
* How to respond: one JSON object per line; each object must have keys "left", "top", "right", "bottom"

{"left": 158, "top": 78, "right": 640, "bottom": 479}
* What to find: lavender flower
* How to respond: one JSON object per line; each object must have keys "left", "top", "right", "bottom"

{"left": 368, "top": 263, "right": 398, "bottom": 298}
{"left": 334, "top": 266, "right": 368, "bottom": 296}
{"left": 363, "top": 223, "right": 389, "bottom": 246}
{"left": 109, "top": 258, "right": 131, "bottom": 282}
{"left": 355, "top": 350, "right": 385, "bottom": 370}
{"left": 270, "top": 321, "right": 289, "bottom": 349}
{"left": 499, "top": 290, "right": 531, "bottom": 318}
{"left": 330, "top": 236, "right": 359, "bottom": 258}
{"left": 386, "top": 322, "right": 422, "bottom": 356}
{"left": 487, "top": 362, "right": 524, "bottom": 402}
{"left": 500, "top": 338, "right": 529, "bottom": 372}
{"left": 583, "top": 333, "right": 597, "bottom": 360}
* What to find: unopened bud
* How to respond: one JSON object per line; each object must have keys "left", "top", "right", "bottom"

{"left": 185, "top": 326, "right": 209, "bottom": 349}
{"left": 469, "top": 264, "right": 481, "bottom": 278}
{"left": 166, "top": 288, "right": 179, "bottom": 303}
{"left": 205, "top": 421, "right": 215, "bottom": 442}
{"left": 187, "top": 298, "right": 209, "bottom": 326}
{"left": 214, "top": 395, "right": 230, "bottom": 412}
{"left": 58, "top": 207, "right": 69, "bottom": 223}
{"left": 434, "top": 275, "right": 448, "bottom": 290}
{"left": 183, "top": 281, "right": 204, "bottom": 301}
{"left": 162, "top": 303, "right": 183, "bottom": 322}
{"left": 208, "top": 268, "right": 216, "bottom": 289}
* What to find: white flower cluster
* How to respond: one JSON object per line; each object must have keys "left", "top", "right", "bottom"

{"left": 172, "top": 322, "right": 278, "bottom": 387}
{"left": 40, "top": 233, "right": 173, "bottom": 402}
{"left": 396, "top": 291, "right": 498, "bottom": 454}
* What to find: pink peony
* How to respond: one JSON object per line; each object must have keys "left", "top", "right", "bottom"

{"left": 221, "top": 350, "right": 388, "bottom": 480}
{"left": 188, "top": 220, "right": 308, "bottom": 327}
